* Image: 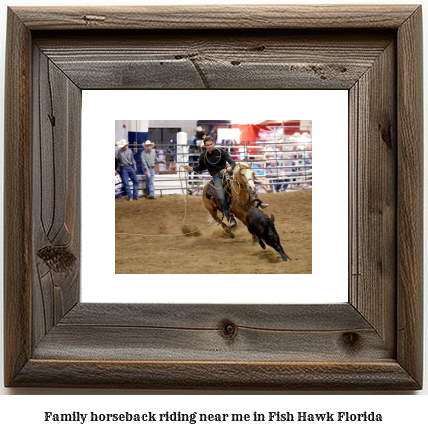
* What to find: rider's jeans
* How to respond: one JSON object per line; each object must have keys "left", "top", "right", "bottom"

{"left": 213, "top": 174, "right": 231, "bottom": 220}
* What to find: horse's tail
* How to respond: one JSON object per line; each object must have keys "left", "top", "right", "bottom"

{"left": 249, "top": 198, "right": 262, "bottom": 208}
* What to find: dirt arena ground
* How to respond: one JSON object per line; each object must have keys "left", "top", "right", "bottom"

{"left": 116, "top": 190, "right": 312, "bottom": 274}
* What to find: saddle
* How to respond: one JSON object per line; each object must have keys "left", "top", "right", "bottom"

{"left": 205, "top": 178, "right": 232, "bottom": 207}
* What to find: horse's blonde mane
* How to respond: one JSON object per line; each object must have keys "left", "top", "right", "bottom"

{"left": 233, "top": 162, "right": 251, "bottom": 173}
{"left": 232, "top": 162, "right": 253, "bottom": 187}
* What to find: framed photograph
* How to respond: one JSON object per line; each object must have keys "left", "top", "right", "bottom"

{"left": 4, "top": 5, "right": 423, "bottom": 389}
{"left": 111, "top": 113, "right": 316, "bottom": 277}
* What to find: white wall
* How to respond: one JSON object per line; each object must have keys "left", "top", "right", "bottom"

{"left": 115, "top": 119, "right": 128, "bottom": 143}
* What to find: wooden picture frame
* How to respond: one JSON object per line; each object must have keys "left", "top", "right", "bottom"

{"left": 4, "top": 5, "right": 423, "bottom": 390}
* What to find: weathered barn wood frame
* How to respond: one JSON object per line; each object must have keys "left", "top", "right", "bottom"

{"left": 4, "top": 5, "right": 423, "bottom": 389}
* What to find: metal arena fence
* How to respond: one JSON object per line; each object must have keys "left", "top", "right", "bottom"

{"left": 117, "top": 141, "right": 312, "bottom": 197}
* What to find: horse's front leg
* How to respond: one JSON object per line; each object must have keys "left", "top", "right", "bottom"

{"left": 220, "top": 221, "right": 235, "bottom": 238}
{"left": 209, "top": 204, "right": 235, "bottom": 239}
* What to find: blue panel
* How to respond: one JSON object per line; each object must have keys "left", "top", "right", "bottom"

{"left": 137, "top": 132, "right": 148, "bottom": 144}
{"left": 128, "top": 132, "right": 137, "bottom": 144}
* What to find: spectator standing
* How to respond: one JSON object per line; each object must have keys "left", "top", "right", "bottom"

{"left": 195, "top": 126, "right": 205, "bottom": 149}
{"left": 141, "top": 140, "right": 165, "bottom": 200}
{"left": 208, "top": 125, "right": 217, "bottom": 142}
{"left": 158, "top": 149, "right": 166, "bottom": 171}
{"left": 189, "top": 127, "right": 205, "bottom": 183}
{"left": 251, "top": 162, "right": 271, "bottom": 192}
{"left": 266, "top": 157, "right": 289, "bottom": 192}
{"left": 115, "top": 142, "right": 119, "bottom": 174}
{"left": 116, "top": 139, "right": 139, "bottom": 201}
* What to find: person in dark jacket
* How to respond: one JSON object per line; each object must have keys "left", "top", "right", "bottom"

{"left": 183, "top": 135, "right": 237, "bottom": 228}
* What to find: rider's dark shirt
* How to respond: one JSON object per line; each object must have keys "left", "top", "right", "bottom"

{"left": 193, "top": 148, "right": 236, "bottom": 176}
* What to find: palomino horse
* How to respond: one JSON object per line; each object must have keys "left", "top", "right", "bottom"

{"left": 202, "top": 162, "right": 259, "bottom": 238}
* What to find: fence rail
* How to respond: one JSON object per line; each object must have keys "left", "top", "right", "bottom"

{"left": 117, "top": 141, "right": 312, "bottom": 196}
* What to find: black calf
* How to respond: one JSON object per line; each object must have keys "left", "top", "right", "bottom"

{"left": 246, "top": 199, "right": 290, "bottom": 261}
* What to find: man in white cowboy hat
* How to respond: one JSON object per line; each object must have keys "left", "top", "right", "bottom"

{"left": 141, "top": 140, "right": 165, "bottom": 199}
{"left": 115, "top": 139, "right": 140, "bottom": 201}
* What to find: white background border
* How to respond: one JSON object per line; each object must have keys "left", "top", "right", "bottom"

{"left": 83, "top": 90, "right": 348, "bottom": 304}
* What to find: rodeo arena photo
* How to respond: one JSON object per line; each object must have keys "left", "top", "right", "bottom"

{"left": 115, "top": 120, "right": 312, "bottom": 274}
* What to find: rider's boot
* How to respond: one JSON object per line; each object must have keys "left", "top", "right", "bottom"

{"left": 228, "top": 212, "right": 238, "bottom": 229}
{"left": 224, "top": 209, "right": 237, "bottom": 229}
{"left": 253, "top": 192, "right": 268, "bottom": 209}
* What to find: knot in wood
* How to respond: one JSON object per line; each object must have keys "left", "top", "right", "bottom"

{"left": 378, "top": 122, "right": 393, "bottom": 149}
{"left": 219, "top": 320, "right": 238, "bottom": 340}
{"left": 341, "top": 332, "right": 361, "bottom": 350}
{"left": 37, "top": 245, "right": 76, "bottom": 272}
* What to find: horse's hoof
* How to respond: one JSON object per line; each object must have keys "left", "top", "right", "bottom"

{"left": 228, "top": 231, "right": 236, "bottom": 239}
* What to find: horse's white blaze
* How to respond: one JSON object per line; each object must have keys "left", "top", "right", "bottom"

{"left": 241, "top": 169, "right": 255, "bottom": 190}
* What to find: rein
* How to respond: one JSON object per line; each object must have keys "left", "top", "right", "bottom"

{"left": 178, "top": 165, "right": 208, "bottom": 228}
{"left": 178, "top": 165, "right": 193, "bottom": 229}
{"left": 115, "top": 219, "right": 222, "bottom": 237}
{"left": 227, "top": 166, "right": 258, "bottom": 211}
